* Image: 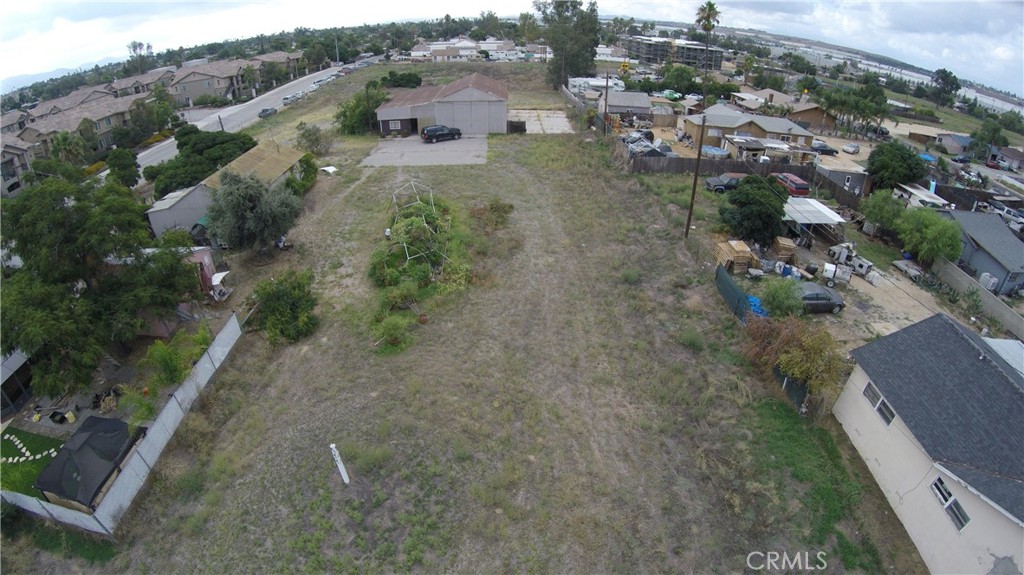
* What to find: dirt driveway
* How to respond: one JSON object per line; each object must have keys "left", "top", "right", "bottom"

{"left": 361, "top": 135, "right": 487, "bottom": 166}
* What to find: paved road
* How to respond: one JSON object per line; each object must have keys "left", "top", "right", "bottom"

{"left": 136, "top": 67, "right": 347, "bottom": 171}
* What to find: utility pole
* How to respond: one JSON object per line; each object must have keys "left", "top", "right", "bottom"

{"left": 335, "top": 35, "right": 340, "bottom": 65}
{"left": 604, "top": 73, "right": 610, "bottom": 135}
{"left": 684, "top": 114, "right": 707, "bottom": 239}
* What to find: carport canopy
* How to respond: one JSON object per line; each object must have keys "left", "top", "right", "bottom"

{"left": 783, "top": 197, "right": 845, "bottom": 225}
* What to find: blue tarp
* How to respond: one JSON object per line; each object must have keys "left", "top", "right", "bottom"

{"left": 919, "top": 153, "right": 936, "bottom": 162}
{"left": 747, "top": 295, "right": 769, "bottom": 318}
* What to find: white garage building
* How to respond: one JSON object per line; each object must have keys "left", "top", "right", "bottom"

{"left": 375, "top": 72, "right": 508, "bottom": 137}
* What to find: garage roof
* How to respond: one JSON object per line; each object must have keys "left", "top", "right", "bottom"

{"left": 377, "top": 72, "right": 507, "bottom": 111}
{"left": 783, "top": 197, "right": 845, "bottom": 225}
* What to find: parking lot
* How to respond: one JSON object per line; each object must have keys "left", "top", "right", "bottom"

{"left": 360, "top": 135, "right": 487, "bottom": 166}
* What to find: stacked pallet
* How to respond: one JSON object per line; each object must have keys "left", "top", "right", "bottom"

{"left": 715, "top": 240, "right": 753, "bottom": 273}
{"left": 773, "top": 236, "right": 797, "bottom": 263}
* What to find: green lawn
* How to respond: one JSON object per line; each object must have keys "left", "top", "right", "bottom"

{"left": 847, "top": 229, "right": 904, "bottom": 270}
{"left": 1, "top": 427, "right": 64, "bottom": 496}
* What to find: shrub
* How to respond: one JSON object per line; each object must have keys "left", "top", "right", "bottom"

{"left": 759, "top": 277, "right": 804, "bottom": 317}
{"left": 84, "top": 161, "right": 106, "bottom": 175}
{"left": 252, "top": 269, "right": 319, "bottom": 344}
{"left": 375, "top": 315, "right": 411, "bottom": 349}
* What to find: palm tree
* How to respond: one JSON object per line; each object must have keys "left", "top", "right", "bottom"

{"left": 695, "top": 1, "right": 721, "bottom": 75}
{"left": 49, "top": 131, "right": 86, "bottom": 166}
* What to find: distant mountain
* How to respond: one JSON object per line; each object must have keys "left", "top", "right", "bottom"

{"left": 1, "top": 57, "right": 124, "bottom": 93}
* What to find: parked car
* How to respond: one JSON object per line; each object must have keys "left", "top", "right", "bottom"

{"left": 986, "top": 159, "right": 1001, "bottom": 169}
{"left": 811, "top": 140, "right": 839, "bottom": 156}
{"left": 420, "top": 125, "right": 462, "bottom": 143}
{"left": 771, "top": 172, "right": 812, "bottom": 196}
{"left": 799, "top": 282, "right": 845, "bottom": 314}
{"left": 257, "top": 107, "right": 278, "bottom": 119}
{"left": 951, "top": 154, "right": 971, "bottom": 164}
{"left": 704, "top": 172, "right": 746, "bottom": 193}
{"left": 841, "top": 143, "right": 860, "bottom": 154}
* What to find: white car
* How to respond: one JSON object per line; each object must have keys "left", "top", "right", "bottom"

{"left": 842, "top": 143, "right": 860, "bottom": 154}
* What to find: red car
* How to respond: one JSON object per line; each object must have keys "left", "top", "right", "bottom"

{"left": 986, "top": 159, "right": 1001, "bottom": 169}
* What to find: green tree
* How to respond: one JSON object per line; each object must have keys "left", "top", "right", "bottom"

{"left": 334, "top": 83, "right": 388, "bottom": 135}
{"left": 968, "top": 118, "right": 1009, "bottom": 157}
{"left": 1, "top": 177, "right": 197, "bottom": 397}
{"left": 295, "top": 122, "right": 334, "bottom": 155}
{"left": 867, "top": 142, "right": 927, "bottom": 190}
{"left": 718, "top": 177, "right": 786, "bottom": 246}
{"left": 759, "top": 277, "right": 804, "bottom": 317}
{"left": 929, "top": 68, "right": 961, "bottom": 108}
{"left": 151, "top": 125, "right": 257, "bottom": 197}
{"left": 778, "top": 326, "right": 848, "bottom": 399}
{"left": 207, "top": 170, "right": 302, "bottom": 254}
{"left": 107, "top": 148, "right": 140, "bottom": 188}
{"left": 534, "top": 0, "right": 601, "bottom": 89}
{"left": 858, "top": 189, "right": 904, "bottom": 234}
{"left": 894, "top": 208, "right": 963, "bottom": 265}
{"left": 518, "top": 12, "right": 541, "bottom": 43}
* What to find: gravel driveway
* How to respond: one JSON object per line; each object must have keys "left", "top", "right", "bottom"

{"left": 361, "top": 135, "right": 487, "bottom": 166}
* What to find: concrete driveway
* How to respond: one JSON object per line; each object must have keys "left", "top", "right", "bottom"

{"left": 507, "top": 109, "right": 574, "bottom": 134}
{"left": 361, "top": 135, "right": 487, "bottom": 166}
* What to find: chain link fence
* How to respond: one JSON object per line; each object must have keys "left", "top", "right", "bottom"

{"left": 1, "top": 314, "right": 243, "bottom": 538}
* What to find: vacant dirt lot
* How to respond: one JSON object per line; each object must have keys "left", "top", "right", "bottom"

{"left": 3, "top": 64, "right": 928, "bottom": 575}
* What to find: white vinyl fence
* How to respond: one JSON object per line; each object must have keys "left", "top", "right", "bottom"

{"left": 1, "top": 314, "right": 242, "bottom": 538}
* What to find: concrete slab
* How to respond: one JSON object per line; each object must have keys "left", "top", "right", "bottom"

{"left": 507, "top": 110, "right": 574, "bottom": 134}
{"left": 361, "top": 136, "right": 487, "bottom": 167}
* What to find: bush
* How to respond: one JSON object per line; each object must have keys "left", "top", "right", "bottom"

{"left": 759, "top": 277, "right": 804, "bottom": 317}
{"left": 191, "top": 94, "right": 231, "bottom": 107}
{"left": 375, "top": 315, "right": 411, "bottom": 349}
{"left": 84, "top": 161, "right": 106, "bottom": 175}
{"left": 252, "top": 269, "right": 319, "bottom": 344}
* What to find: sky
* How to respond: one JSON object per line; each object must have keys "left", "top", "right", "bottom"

{"left": 1, "top": 0, "right": 1022, "bottom": 96}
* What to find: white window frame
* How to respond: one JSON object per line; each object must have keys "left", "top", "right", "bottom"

{"left": 862, "top": 381, "right": 896, "bottom": 426}
{"left": 930, "top": 477, "right": 970, "bottom": 531}
{"left": 707, "top": 128, "right": 722, "bottom": 138}
{"left": 389, "top": 120, "right": 402, "bottom": 130}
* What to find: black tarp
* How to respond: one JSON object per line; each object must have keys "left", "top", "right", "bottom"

{"left": 34, "top": 416, "right": 145, "bottom": 510}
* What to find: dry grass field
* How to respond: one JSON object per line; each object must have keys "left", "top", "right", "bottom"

{"left": 2, "top": 63, "right": 928, "bottom": 575}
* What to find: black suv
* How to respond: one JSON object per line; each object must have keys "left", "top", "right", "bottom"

{"left": 421, "top": 125, "right": 461, "bottom": 143}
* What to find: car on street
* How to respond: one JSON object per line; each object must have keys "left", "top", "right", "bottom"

{"left": 986, "top": 159, "right": 1002, "bottom": 169}
{"left": 420, "top": 125, "right": 462, "bottom": 143}
{"left": 951, "top": 154, "right": 971, "bottom": 164}
{"left": 811, "top": 140, "right": 838, "bottom": 156}
{"left": 799, "top": 281, "right": 845, "bottom": 314}
{"left": 704, "top": 172, "right": 746, "bottom": 193}
{"left": 842, "top": 143, "right": 860, "bottom": 154}
{"left": 257, "top": 107, "right": 278, "bottom": 119}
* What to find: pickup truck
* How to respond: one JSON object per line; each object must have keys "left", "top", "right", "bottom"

{"left": 704, "top": 172, "right": 746, "bottom": 193}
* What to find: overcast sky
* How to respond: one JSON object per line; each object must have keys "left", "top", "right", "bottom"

{"left": 1, "top": 1, "right": 1021, "bottom": 96}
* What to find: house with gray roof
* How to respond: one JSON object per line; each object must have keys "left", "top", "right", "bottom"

{"left": 678, "top": 104, "right": 815, "bottom": 151}
{"left": 18, "top": 92, "right": 149, "bottom": 153}
{"left": 27, "top": 85, "right": 115, "bottom": 120}
{"left": 106, "top": 68, "right": 175, "bottom": 97}
{"left": 935, "top": 132, "right": 973, "bottom": 155}
{"left": 374, "top": 72, "right": 507, "bottom": 136}
{"left": 598, "top": 91, "right": 652, "bottom": 117}
{"left": 833, "top": 313, "right": 1024, "bottom": 575}
{"left": 940, "top": 210, "right": 1024, "bottom": 295}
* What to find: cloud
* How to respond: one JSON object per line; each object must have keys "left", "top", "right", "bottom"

{"left": 1, "top": 0, "right": 1021, "bottom": 95}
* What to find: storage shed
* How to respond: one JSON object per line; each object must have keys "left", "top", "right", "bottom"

{"left": 146, "top": 184, "right": 213, "bottom": 239}
{"left": 34, "top": 416, "right": 146, "bottom": 513}
{"left": 375, "top": 72, "right": 508, "bottom": 136}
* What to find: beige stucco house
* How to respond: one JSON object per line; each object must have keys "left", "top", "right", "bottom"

{"left": 169, "top": 59, "right": 256, "bottom": 106}
{"left": 17, "top": 92, "right": 149, "bottom": 154}
{"left": 833, "top": 314, "right": 1024, "bottom": 575}
{"left": 106, "top": 68, "right": 176, "bottom": 97}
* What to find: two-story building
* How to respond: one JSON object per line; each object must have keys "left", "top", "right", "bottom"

{"left": 169, "top": 59, "right": 255, "bottom": 106}
{"left": 833, "top": 314, "right": 1023, "bottom": 575}
{"left": 17, "top": 92, "right": 149, "bottom": 155}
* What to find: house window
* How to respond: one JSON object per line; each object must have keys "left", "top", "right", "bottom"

{"left": 931, "top": 477, "right": 970, "bottom": 531}
{"left": 389, "top": 120, "right": 402, "bottom": 130}
{"left": 707, "top": 128, "right": 722, "bottom": 137}
{"left": 862, "top": 381, "right": 896, "bottom": 426}
{"left": 778, "top": 134, "right": 792, "bottom": 142}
